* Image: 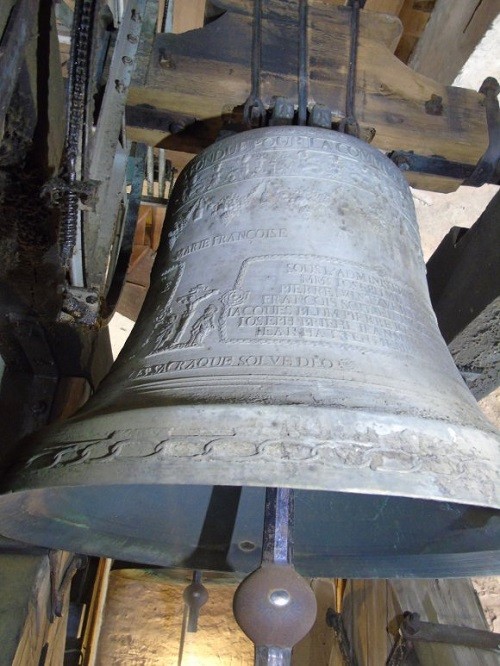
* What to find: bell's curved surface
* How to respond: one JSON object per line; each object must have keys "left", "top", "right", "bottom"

{"left": 0, "top": 127, "right": 498, "bottom": 577}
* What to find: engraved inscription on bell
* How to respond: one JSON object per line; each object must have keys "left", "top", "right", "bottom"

{"left": 119, "top": 128, "right": 464, "bottom": 422}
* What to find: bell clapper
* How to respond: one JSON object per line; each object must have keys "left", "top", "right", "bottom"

{"left": 233, "top": 488, "right": 317, "bottom": 665}
{"left": 182, "top": 570, "right": 209, "bottom": 633}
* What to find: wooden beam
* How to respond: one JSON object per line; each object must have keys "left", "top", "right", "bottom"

{"left": 127, "top": 2, "right": 489, "bottom": 192}
{"left": 408, "top": 0, "right": 500, "bottom": 85}
{"left": 213, "top": 0, "right": 404, "bottom": 50}
{"left": 365, "top": 0, "right": 404, "bottom": 13}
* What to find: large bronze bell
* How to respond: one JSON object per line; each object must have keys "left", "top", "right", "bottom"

{"left": 0, "top": 127, "right": 498, "bottom": 577}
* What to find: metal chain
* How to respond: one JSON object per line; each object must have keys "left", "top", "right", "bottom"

{"left": 59, "top": 0, "right": 96, "bottom": 268}
{"left": 243, "top": 0, "right": 266, "bottom": 127}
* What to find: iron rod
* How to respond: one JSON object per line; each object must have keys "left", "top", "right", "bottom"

{"left": 244, "top": 0, "right": 265, "bottom": 125}
{"left": 255, "top": 647, "right": 292, "bottom": 666}
{"left": 261, "top": 487, "right": 294, "bottom": 565}
{"left": 256, "top": 487, "right": 295, "bottom": 666}
{"left": 298, "top": 0, "right": 308, "bottom": 126}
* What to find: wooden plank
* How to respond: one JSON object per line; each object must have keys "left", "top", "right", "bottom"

{"left": 408, "top": 0, "right": 500, "bottom": 84}
{"left": 81, "top": 558, "right": 113, "bottom": 665}
{"left": 292, "top": 579, "right": 340, "bottom": 665}
{"left": 132, "top": 0, "right": 160, "bottom": 86}
{"left": 398, "top": 1, "right": 432, "bottom": 37}
{"left": 116, "top": 279, "right": 149, "bottom": 320}
{"left": 151, "top": 206, "right": 166, "bottom": 250}
{"left": 0, "top": 552, "right": 73, "bottom": 666}
{"left": 172, "top": 0, "right": 206, "bottom": 33}
{"left": 127, "top": 3, "right": 488, "bottom": 191}
{"left": 342, "top": 579, "right": 393, "bottom": 665}
{"left": 395, "top": 0, "right": 434, "bottom": 63}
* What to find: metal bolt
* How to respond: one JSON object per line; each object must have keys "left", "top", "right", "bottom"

{"left": 239, "top": 540, "right": 256, "bottom": 552}
{"left": 159, "top": 53, "right": 176, "bottom": 70}
{"left": 122, "top": 56, "right": 133, "bottom": 65}
{"left": 169, "top": 122, "right": 185, "bottom": 133}
{"left": 85, "top": 295, "right": 98, "bottom": 304}
{"left": 269, "top": 589, "right": 291, "bottom": 607}
{"left": 127, "top": 34, "right": 138, "bottom": 44}
{"left": 425, "top": 94, "right": 443, "bottom": 116}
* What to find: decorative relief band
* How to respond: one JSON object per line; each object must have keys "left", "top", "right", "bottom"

{"left": 166, "top": 129, "right": 419, "bottom": 251}
{"left": 170, "top": 162, "right": 418, "bottom": 249}
{"left": 183, "top": 132, "right": 403, "bottom": 185}
{"left": 20, "top": 425, "right": 495, "bottom": 504}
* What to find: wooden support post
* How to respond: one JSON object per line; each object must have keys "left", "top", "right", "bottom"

{"left": 427, "top": 190, "right": 500, "bottom": 399}
{"left": 409, "top": 0, "right": 500, "bottom": 85}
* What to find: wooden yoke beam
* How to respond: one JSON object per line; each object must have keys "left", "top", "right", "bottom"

{"left": 127, "top": 0, "right": 491, "bottom": 192}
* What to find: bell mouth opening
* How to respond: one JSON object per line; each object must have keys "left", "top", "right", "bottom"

{"left": 0, "top": 484, "right": 498, "bottom": 578}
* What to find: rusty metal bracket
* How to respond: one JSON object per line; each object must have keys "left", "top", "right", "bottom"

{"left": 464, "top": 76, "right": 500, "bottom": 187}
{"left": 387, "top": 611, "right": 500, "bottom": 663}
{"left": 326, "top": 608, "right": 358, "bottom": 666}
{"left": 387, "top": 151, "right": 480, "bottom": 181}
{"left": 339, "top": 0, "right": 366, "bottom": 137}
{"left": 59, "top": 287, "right": 101, "bottom": 327}
{"left": 41, "top": 176, "right": 100, "bottom": 210}
{"left": 309, "top": 104, "right": 333, "bottom": 129}
{"left": 49, "top": 550, "right": 88, "bottom": 622}
{"left": 400, "top": 612, "right": 500, "bottom": 652}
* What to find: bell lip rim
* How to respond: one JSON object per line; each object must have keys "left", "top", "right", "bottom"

{"left": 5, "top": 403, "right": 499, "bottom": 510}
{"left": 1, "top": 480, "right": 500, "bottom": 508}
{"left": 0, "top": 486, "right": 498, "bottom": 578}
